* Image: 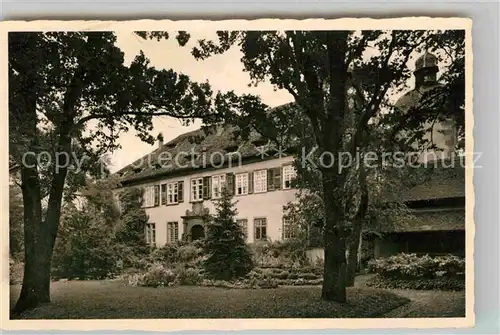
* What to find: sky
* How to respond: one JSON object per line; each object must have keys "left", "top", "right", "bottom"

{"left": 110, "top": 31, "right": 293, "bottom": 173}
{"left": 110, "top": 31, "right": 449, "bottom": 173}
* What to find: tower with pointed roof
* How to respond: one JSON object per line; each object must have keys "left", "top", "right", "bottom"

{"left": 395, "top": 51, "right": 457, "bottom": 162}
{"left": 414, "top": 51, "right": 439, "bottom": 88}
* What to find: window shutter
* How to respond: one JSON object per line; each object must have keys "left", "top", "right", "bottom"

{"left": 273, "top": 167, "right": 282, "bottom": 190}
{"left": 161, "top": 184, "right": 167, "bottom": 205}
{"left": 248, "top": 171, "right": 254, "bottom": 194}
{"left": 225, "top": 173, "right": 235, "bottom": 196}
{"left": 203, "top": 176, "right": 211, "bottom": 199}
{"left": 178, "top": 181, "right": 184, "bottom": 202}
{"left": 267, "top": 169, "right": 275, "bottom": 191}
{"left": 154, "top": 185, "right": 160, "bottom": 206}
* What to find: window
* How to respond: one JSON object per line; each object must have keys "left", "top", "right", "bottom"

{"left": 236, "top": 219, "right": 248, "bottom": 240}
{"left": 253, "top": 170, "right": 267, "bottom": 193}
{"left": 167, "top": 222, "right": 179, "bottom": 243}
{"left": 161, "top": 184, "right": 167, "bottom": 205}
{"left": 145, "top": 223, "right": 156, "bottom": 245}
{"left": 282, "top": 217, "right": 297, "bottom": 240}
{"left": 254, "top": 218, "right": 267, "bottom": 241}
{"left": 282, "top": 165, "right": 297, "bottom": 189}
{"left": 191, "top": 178, "right": 203, "bottom": 201}
{"left": 143, "top": 186, "right": 155, "bottom": 207}
{"left": 235, "top": 173, "right": 249, "bottom": 195}
{"left": 211, "top": 174, "right": 226, "bottom": 199}
{"left": 167, "top": 182, "right": 179, "bottom": 204}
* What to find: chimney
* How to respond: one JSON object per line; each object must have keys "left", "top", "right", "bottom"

{"left": 157, "top": 133, "right": 164, "bottom": 149}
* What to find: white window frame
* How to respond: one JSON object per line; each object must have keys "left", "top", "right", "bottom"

{"left": 235, "top": 173, "right": 249, "bottom": 195}
{"left": 282, "top": 217, "right": 296, "bottom": 240}
{"left": 282, "top": 165, "right": 297, "bottom": 190}
{"left": 211, "top": 174, "right": 226, "bottom": 199}
{"left": 253, "top": 169, "right": 267, "bottom": 193}
{"left": 167, "top": 182, "right": 179, "bottom": 204}
{"left": 143, "top": 186, "right": 155, "bottom": 207}
{"left": 145, "top": 223, "right": 156, "bottom": 245}
{"left": 191, "top": 178, "right": 204, "bottom": 202}
{"left": 167, "top": 221, "right": 179, "bottom": 243}
{"left": 254, "top": 217, "right": 267, "bottom": 241}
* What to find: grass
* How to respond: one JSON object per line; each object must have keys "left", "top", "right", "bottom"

{"left": 381, "top": 289, "right": 466, "bottom": 318}
{"left": 355, "top": 274, "right": 466, "bottom": 318}
{"left": 10, "top": 280, "right": 409, "bottom": 319}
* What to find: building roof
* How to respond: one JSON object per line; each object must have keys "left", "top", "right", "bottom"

{"left": 383, "top": 208, "right": 465, "bottom": 233}
{"left": 402, "top": 158, "right": 466, "bottom": 202}
{"left": 115, "top": 123, "right": 269, "bottom": 185}
{"left": 415, "top": 51, "right": 439, "bottom": 72}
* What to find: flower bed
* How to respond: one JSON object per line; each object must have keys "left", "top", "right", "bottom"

{"left": 366, "top": 253, "right": 465, "bottom": 291}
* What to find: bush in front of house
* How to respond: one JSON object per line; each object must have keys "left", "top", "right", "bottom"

{"left": 203, "top": 188, "right": 254, "bottom": 280}
{"left": 175, "top": 267, "right": 203, "bottom": 286}
{"left": 251, "top": 239, "right": 309, "bottom": 269}
{"left": 366, "top": 275, "right": 465, "bottom": 291}
{"left": 139, "top": 262, "right": 177, "bottom": 287}
{"left": 366, "top": 253, "right": 465, "bottom": 291}
{"left": 367, "top": 253, "right": 465, "bottom": 279}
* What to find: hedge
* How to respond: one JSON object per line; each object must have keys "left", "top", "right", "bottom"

{"left": 366, "top": 253, "right": 465, "bottom": 291}
{"left": 366, "top": 274, "right": 465, "bottom": 291}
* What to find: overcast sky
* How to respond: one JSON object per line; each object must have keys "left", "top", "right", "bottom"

{"left": 110, "top": 31, "right": 293, "bottom": 173}
{"left": 110, "top": 31, "right": 447, "bottom": 173}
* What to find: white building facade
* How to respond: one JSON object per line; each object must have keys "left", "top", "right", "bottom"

{"left": 116, "top": 149, "right": 299, "bottom": 248}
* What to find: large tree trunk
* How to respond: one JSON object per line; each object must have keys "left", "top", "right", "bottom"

{"left": 346, "top": 222, "right": 362, "bottom": 287}
{"left": 321, "top": 174, "right": 347, "bottom": 302}
{"left": 12, "top": 35, "right": 79, "bottom": 313}
{"left": 319, "top": 31, "right": 350, "bottom": 302}
{"left": 13, "top": 161, "right": 49, "bottom": 313}
{"left": 346, "top": 160, "right": 369, "bottom": 287}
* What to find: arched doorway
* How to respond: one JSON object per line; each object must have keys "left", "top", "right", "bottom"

{"left": 191, "top": 224, "right": 205, "bottom": 241}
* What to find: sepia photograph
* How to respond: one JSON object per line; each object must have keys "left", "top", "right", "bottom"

{"left": 2, "top": 18, "right": 473, "bottom": 331}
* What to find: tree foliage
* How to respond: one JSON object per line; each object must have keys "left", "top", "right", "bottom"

{"left": 190, "top": 29, "right": 465, "bottom": 301}
{"left": 204, "top": 188, "right": 254, "bottom": 280}
{"left": 8, "top": 31, "right": 256, "bottom": 313}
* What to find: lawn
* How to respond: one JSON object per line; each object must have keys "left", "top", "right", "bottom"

{"left": 10, "top": 280, "right": 409, "bottom": 319}
{"left": 381, "top": 289, "right": 466, "bottom": 318}
{"left": 355, "top": 274, "right": 466, "bottom": 318}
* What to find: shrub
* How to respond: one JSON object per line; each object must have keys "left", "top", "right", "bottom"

{"left": 366, "top": 274, "right": 465, "bottom": 291}
{"left": 298, "top": 272, "right": 318, "bottom": 280}
{"left": 9, "top": 260, "right": 23, "bottom": 285}
{"left": 140, "top": 263, "right": 177, "bottom": 287}
{"left": 251, "top": 240, "right": 310, "bottom": 269}
{"left": 367, "top": 253, "right": 465, "bottom": 280}
{"left": 176, "top": 267, "right": 202, "bottom": 286}
{"left": 177, "top": 245, "right": 202, "bottom": 263}
{"left": 151, "top": 244, "right": 180, "bottom": 264}
{"left": 257, "top": 278, "right": 279, "bottom": 289}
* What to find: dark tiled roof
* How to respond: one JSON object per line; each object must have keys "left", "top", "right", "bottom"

{"left": 384, "top": 208, "right": 465, "bottom": 233}
{"left": 115, "top": 124, "right": 269, "bottom": 184}
{"left": 402, "top": 158, "right": 466, "bottom": 202}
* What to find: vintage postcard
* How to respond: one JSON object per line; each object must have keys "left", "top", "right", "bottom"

{"left": 1, "top": 18, "right": 474, "bottom": 332}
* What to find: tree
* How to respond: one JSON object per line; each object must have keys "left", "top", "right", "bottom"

{"left": 204, "top": 188, "right": 254, "bottom": 280}
{"left": 8, "top": 31, "right": 247, "bottom": 313}
{"left": 190, "top": 30, "right": 464, "bottom": 301}
{"left": 9, "top": 184, "right": 24, "bottom": 259}
{"left": 52, "top": 202, "right": 118, "bottom": 280}
{"left": 114, "top": 187, "right": 151, "bottom": 265}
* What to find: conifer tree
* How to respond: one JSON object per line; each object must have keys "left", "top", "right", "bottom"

{"left": 203, "top": 188, "right": 253, "bottom": 280}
